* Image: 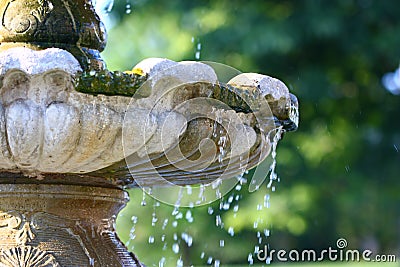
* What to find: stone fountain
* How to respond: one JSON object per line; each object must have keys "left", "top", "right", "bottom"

{"left": 0, "top": 0, "right": 298, "bottom": 266}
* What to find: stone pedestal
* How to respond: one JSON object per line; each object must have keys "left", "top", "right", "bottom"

{"left": 0, "top": 183, "right": 141, "bottom": 266}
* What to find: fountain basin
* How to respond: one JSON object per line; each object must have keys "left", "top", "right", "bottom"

{"left": 0, "top": 47, "right": 298, "bottom": 188}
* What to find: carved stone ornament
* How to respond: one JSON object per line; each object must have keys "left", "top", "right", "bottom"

{"left": 0, "top": 0, "right": 107, "bottom": 69}
{"left": 0, "top": 184, "right": 141, "bottom": 266}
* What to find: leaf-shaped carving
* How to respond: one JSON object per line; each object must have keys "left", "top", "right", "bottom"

{"left": 0, "top": 246, "right": 60, "bottom": 267}
{"left": 15, "top": 222, "right": 35, "bottom": 246}
{"left": 31, "top": 0, "right": 53, "bottom": 23}
{"left": 0, "top": 212, "right": 22, "bottom": 229}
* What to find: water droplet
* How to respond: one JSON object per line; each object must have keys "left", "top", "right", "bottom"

{"left": 222, "top": 202, "right": 230, "bottom": 210}
{"left": 248, "top": 253, "right": 254, "bottom": 264}
{"left": 215, "top": 215, "right": 223, "bottom": 227}
{"left": 219, "top": 239, "right": 225, "bottom": 247}
{"left": 264, "top": 229, "right": 270, "bottom": 237}
{"left": 159, "top": 257, "right": 166, "bottom": 267}
{"left": 148, "top": 236, "right": 154, "bottom": 243}
{"left": 233, "top": 204, "right": 239, "bottom": 212}
{"left": 162, "top": 219, "right": 168, "bottom": 230}
{"left": 208, "top": 207, "right": 214, "bottom": 215}
{"left": 172, "top": 243, "right": 180, "bottom": 254}
{"left": 177, "top": 257, "right": 183, "bottom": 267}
{"left": 125, "top": 3, "right": 131, "bottom": 13}
{"left": 200, "top": 252, "right": 205, "bottom": 259}
{"left": 253, "top": 221, "right": 258, "bottom": 229}
{"left": 141, "top": 191, "right": 147, "bottom": 206}
{"left": 207, "top": 257, "right": 213, "bottom": 264}
{"left": 266, "top": 128, "right": 283, "bottom": 189}
{"left": 151, "top": 213, "right": 158, "bottom": 226}
{"left": 228, "top": 227, "right": 235, "bottom": 236}
{"left": 182, "top": 232, "right": 193, "bottom": 247}
{"left": 264, "top": 194, "right": 270, "bottom": 208}
{"left": 185, "top": 210, "right": 194, "bottom": 223}
{"left": 214, "top": 260, "right": 220, "bottom": 267}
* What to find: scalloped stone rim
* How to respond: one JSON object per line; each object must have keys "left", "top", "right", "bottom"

{"left": 0, "top": 47, "right": 82, "bottom": 76}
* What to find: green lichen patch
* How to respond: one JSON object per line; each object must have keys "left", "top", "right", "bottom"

{"left": 75, "top": 70, "right": 148, "bottom": 97}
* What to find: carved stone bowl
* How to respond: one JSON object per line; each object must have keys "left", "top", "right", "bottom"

{"left": 0, "top": 47, "right": 298, "bottom": 189}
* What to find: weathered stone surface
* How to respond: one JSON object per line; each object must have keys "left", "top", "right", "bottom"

{"left": 0, "top": 49, "right": 296, "bottom": 189}
{"left": 0, "top": 184, "right": 142, "bottom": 267}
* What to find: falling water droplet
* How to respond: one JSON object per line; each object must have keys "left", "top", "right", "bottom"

{"left": 253, "top": 221, "right": 258, "bottom": 229}
{"left": 264, "top": 194, "right": 270, "bottom": 208}
{"left": 175, "top": 212, "right": 183, "bottom": 220}
{"left": 216, "top": 215, "right": 222, "bottom": 227}
{"left": 148, "top": 236, "right": 155, "bottom": 243}
{"left": 248, "top": 253, "right": 254, "bottom": 265}
{"left": 162, "top": 219, "right": 168, "bottom": 230}
{"left": 214, "top": 260, "right": 220, "bottom": 267}
{"left": 185, "top": 210, "right": 194, "bottom": 223}
{"left": 208, "top": 207, "right": 214, "bottom": 215}
{"left": 266, "top": 127, "right": 283, "bottom": 190}
{"left": 228, "top": 226, "right": 235, "bottom": 236}
{"left": 233, "top": 204, "right": 239, "bottom": 212}
{"left": 125, "top": 3, "right": 131, "bottom": 13}
{"left": 141, "top": 191, "right": 146, "bottom": 206}
{"left": 264, "top": 229, "right": 270, "bottom": 237}
{"left": 207, "top": 257, "right": 213, "bottom": 264}
{"left": 159, "top": 257, "right": 166, "bottom": 267}
{"left": 152, "top": 212, "right": 158, "bottom": 226}
{"left": 177, "top": 257, "right": 183, "bottom": 267}
{"left": 219, "top": 239, "right": 225, "bottom": 247}
{"left": 172, "top": 243, "right": 180, "bottom": 254}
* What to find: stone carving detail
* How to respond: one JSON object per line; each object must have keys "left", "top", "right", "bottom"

{"left": 0, "top": 246, "right": 60, "bottom": 267}
{"left": 0, "top": 206, "right": 140, "bottom": 266}
{"left": 0, "top": 212, "right": 60, "bottom": 266}
{"left": 1, "top": 0, "right": 53, "bottom": 34}
{"left": 31, "top": 0, "right": 53, "bottom": 23}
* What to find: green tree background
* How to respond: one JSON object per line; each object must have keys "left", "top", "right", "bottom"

{"left": 100, "top": 0, "right": 400, "bottom": 265}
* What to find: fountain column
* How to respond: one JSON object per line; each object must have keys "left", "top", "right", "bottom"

{"left": 0, "top": 0, "right": 143, "bottom": 265}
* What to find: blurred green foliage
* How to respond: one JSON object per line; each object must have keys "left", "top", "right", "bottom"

{"left": 102, "top": 0, "right": 400, "bottom": 266}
